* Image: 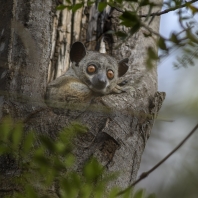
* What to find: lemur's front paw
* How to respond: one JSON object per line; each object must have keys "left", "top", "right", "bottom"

{"left": 118, "top": 80, "right": 128, "bottom": 86}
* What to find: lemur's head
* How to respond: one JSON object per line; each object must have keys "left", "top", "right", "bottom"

{"left": 70, "top": 42, "right": 129, "bottom": 95}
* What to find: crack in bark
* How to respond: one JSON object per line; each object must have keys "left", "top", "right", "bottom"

{"left": 129, "top": 150, "right": 137, "bottom": 184}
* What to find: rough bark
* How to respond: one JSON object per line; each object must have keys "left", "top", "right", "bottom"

{"left": 0, "top": 0, "right": 164, "bottom": 195}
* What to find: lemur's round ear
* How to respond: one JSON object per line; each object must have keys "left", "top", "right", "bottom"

{"left": 70, "top": 42, "right": 86, "bottom": 65}
{"left": 118, "top": 58, "right": 129, "bottom": 77}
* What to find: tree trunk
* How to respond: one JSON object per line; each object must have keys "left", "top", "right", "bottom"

{"left": 0, "top": 0, "right": 164, "bottom": 195}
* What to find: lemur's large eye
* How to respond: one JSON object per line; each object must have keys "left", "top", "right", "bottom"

{"left": 107, "top": 70, "right": 114, "bottom": 80}
{"left": 87, "top": 65, "right": 96, "bottom": 74}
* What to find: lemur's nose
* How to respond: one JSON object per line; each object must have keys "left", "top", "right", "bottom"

{"left": 98, "top": 76, "right": 106, "bottom": 83}
{"left": 92, "top": 73, "right": 107, "bottom": 89}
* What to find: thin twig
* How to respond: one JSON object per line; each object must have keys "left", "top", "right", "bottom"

{"left": 111, "top": 0, "right": 197, "bottom": 16}
{"left": 117, "top": 123, "right": 198, "bottom": 196}
{"left": 139, "top": 0, "right": 198, "bottom": 17}
{"left": 141, "top": 22, "right": 160, "bottom": 36}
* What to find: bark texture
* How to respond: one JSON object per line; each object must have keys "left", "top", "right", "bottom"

{"left": 0, "top": 0, "right": 164, "bottom": 195}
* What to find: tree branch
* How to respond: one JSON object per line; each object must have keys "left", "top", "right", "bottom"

{"left": 117, "top": 123, "right": 198, "bottom": 196}
{"left": 141, "top": 22, "right": 160, "bottom": 36}
{"left": 139, "top": 0, "right": 198, "bottom": 17}
{"left": 112, "top": 0, "right": 198, "bottom": 17}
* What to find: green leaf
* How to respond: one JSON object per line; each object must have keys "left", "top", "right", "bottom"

{"left": 180, "top": 16, "right": 190, "bottom": 21}
{"left": 72, "top": 3, "right": 83, "bottom": 12}
{"left": 61, "top": 175, "right": 81, "bottom": 197}
{"left": 108, "top": 187, "right": 120, "bottom": 198}
{"left": 33, "top": 147, "right": 49, "bottom": 167}
{"left": 12, "top": 122, "right": 23, "bottom": 149}
{"left": 71, "top": 172, "right": 82, "bottom": 188}
{"left": 105, "top": 30, "right": 115, "bottom": 35}
{"left": 53, "top": 156, "right": 66, "bottom": 171}
{"left": 133, "top": 189, "right": 145, "bottom": 198}
{"left": 34, "top": 155, "right": 49, "bottom": 167}
{"left": 94, "top": 183, "right": 105, "bottom": 198}
{"left": 25, "top": 185, "right": 39, "bottom": 198}
{"left": 55, "top": 141, "right": 66, "bottom": 154}
{"left": 130, "top": 24, "right": 141, "bottom": 35}
{"left": 66, "top": 0, "right": 71, "bottom": 4}
{"left": 100, "top": 172, "right": 118, "bottom": 185}
{"left": 65, "top": 153, "right": 75, "bottom": 167}
{"left": 83, "top": 158, "right": 103, "bottom": 182}
{"left": 73, "top": 122, "right": 88, "bottom": 134}
{"left": 139, "top": 0, "right": 150, "bottom": 6}
{"left": 45, "top": 168, "right": 56, "bottom": 185}
{"left": 39, "top": 135, "right": 56, "bottom": 153}
{"left": 188, "top": 40, "right": 196, "bottom": 46}
{"left": 147, "top": 47, "right": 158, "bottom": 60}
{"left": 186, "top": 30, "right": 198, "bottom": 44}
{"left": 87, "top": 0, "right": 95, "bottom": 6}
{"left": 22, "top": 131, "right": 34, "bottom": 154}
{"left": 56, "top": 4, "right": 67, "bottom": 10}
{"left": 183, "top": 48, "right": 193, "bottom": 54}
{"left": 115, "top": 0, "right": 122, "bottom": 4}
{"left": 0, "top": 117, "right": 12, "bottom": 141}
{"left": 59, "top": 122, "right": 87, "bottom": 147}
{"left": 116, "top": 31, "right": 128, "bottom": 39}
{"left": 146, "top": 47, "right": 158, "bottom": 70}
{"left": 158, "top": 36, "right": 167, "bottom": 50}
{"left": 188, "top": 5, "right": 198, "bottom": 15}
{"left": 170, "top": 33, "right": 179, "bottom": 44}
{"left": 119, "top": 11, "right": 140, "bottom": 28}
{"left": 79, "top": 184, "right": 92, "bottom": 198}
{"left": 0, "top": 145, "right": 10, "bottom": 154}
{"left": 98, "top": 2, "right": 107, "bottom": 12}
{"left": 122, "top": 187, "right": 133, "bottom": 198}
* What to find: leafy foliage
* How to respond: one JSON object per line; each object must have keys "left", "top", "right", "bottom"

{"left": 56, "top": 0, "right": 198, "bottom": 69}
{"left": 173, "top": 43, "right": 198, "bottom": 68}
{"left": 0, "top": 118, "right": 155, "bottom": 198}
